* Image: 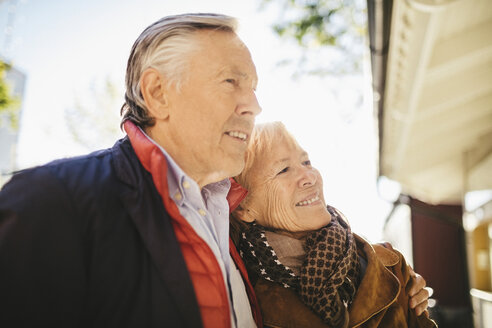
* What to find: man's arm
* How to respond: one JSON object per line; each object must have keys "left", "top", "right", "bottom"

{"left": 0, "top": 167, "right": 86, "bottom": 327}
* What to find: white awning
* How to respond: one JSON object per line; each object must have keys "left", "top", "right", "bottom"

{"left": 373, "top": 0, "right": 492, "bottom": 204}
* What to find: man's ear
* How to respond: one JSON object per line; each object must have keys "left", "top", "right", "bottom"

{"left": 140, "top": 68, "right": 169, "bottom": 120}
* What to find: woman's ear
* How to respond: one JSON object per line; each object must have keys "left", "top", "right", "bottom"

{"left": 140, "top": 68, "right": 169, "bottom": 120}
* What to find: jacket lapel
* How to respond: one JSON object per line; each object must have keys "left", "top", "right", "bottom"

{"left": 230, "top": 238, "right": 263, "bottom": 327}
{"left": 348, "top": 234, "right": 401, "bottom": 327}
{"left": 112, "top": 136, "right": 202, "bottom": 328}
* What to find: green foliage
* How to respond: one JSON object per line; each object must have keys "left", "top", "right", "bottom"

{"left": 261, "top": 0, "right": 367, "bottom": 75}
{"left": 0, "top": 60, "right": 20, "bottom": 129}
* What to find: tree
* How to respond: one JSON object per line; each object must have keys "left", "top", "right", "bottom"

{"left": 0, "top": 60, "right": 19, "bottom": 129}
{"left": 65, "top": 77, "right": 124, "bottom": 151}
{"left": 261, "top": 0, "right": 367, "bottom": 75}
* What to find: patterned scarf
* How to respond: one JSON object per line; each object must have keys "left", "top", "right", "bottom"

{"left": 238, "top": 206, "right": 360, "bottom": 327}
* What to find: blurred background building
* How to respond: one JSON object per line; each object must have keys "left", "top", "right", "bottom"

{"left": 368, "top": 0, "right": 492, "bottom": 327}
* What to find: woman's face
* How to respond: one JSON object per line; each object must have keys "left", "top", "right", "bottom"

{"left": 246, "top": 138, "right": 332, "bottom": 232}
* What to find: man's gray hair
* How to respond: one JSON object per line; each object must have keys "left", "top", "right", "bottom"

{"left": 121, "top": 13, "right": 238, "bottom": 128}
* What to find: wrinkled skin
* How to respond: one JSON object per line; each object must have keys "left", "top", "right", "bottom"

{"left": 245, "top": 139, "right": 332, "bottom": 232}
{"left": 241, "top": 136, "right": 431, "bottom": 316}
{"left": 143, "top": 29, "right": 261, "bottom": 188}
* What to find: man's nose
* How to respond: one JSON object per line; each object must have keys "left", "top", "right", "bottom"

{"left": 298, "top": 168, "right": 317, "bottom": 188}
{"left": 236, "top": 89, "right": 262, "bottom": 117}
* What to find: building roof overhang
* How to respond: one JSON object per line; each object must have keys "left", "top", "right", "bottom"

{"left": 368, "top": 0, "right": 492, "bottom": 204}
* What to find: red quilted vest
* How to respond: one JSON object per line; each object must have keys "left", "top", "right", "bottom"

{"left": 125, "top": 121, "right": 262, "bottom": 328}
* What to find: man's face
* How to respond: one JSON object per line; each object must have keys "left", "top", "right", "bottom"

{"left": 246, "top": 139, "right": 332, "bottom": 232}
{"left": 161, "top": 30, "right": 261, "bottom": 186}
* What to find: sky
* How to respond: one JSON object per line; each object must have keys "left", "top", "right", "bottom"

{"left": 0, "top": 0, "right": 395, "bottom": 242}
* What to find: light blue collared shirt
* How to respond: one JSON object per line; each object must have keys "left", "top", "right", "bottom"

{"left": 139, "top": 128, "right": 256, "bottom": 328}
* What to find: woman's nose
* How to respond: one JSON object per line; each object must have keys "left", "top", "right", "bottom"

{"left": 298, "top": 168, "right": 317, "bottom": 188}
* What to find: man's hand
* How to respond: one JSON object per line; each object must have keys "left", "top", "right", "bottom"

{"left": 407, "top": 266, "right": 433, "bottom": 316}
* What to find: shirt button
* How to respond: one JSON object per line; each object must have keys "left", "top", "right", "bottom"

{"left": 174, "top": 192, "right": 182, "bottom": 201}
{"left": 198, "top": 209, "right": 207, "bottom": 216}
{"left": 183, "top": 181, "right": 190, "bottom": 189}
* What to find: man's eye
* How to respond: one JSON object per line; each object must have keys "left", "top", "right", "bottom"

{"left": 302, "top": 160, "right": 311, "bottom": 166}
{"left": 225, "top": 78, "right": 236, "bottom": 84}
{"left": 277, "top": 167, "right": 289, "bottom": 175}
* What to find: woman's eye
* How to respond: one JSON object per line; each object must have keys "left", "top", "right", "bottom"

{"left": 277, "top": 167, "right": 289, "bottom": 175}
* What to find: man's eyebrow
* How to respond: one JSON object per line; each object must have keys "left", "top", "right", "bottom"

{"left": 217, "top": 68, "right": 258, "bottom": 90}
{"left": 217, "top": 68, "right": 243, "bottom": 77}
{"left": 217, "top": 68, "right": 257, "bottom": 86}
{"left": 273, "top": 158, "right": 290, "bottom": 166}
{"left": 233, "top": 69, "right": 248, "bottom": 78}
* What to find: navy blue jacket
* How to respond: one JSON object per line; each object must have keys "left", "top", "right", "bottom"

{"left": 0, "top": 138, "right": 202, "bottom": 328}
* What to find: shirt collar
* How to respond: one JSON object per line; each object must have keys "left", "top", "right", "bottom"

{"left": 137, "top": 127, "right": 231, "bottom": 206}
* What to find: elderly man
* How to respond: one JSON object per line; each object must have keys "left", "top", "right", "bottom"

{"left": 0, "top": 13, "right": 261, "bottom": 328}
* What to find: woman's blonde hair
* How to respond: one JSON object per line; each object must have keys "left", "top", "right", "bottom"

{"left": 236, "top": 121, "right": 299, "bottom": 190}
{"left": 232, "top": 121, "right": 300, "bottom": 228}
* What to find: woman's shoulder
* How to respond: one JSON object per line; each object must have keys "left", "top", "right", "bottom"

{"left": 352, "top": 235, "right": 437, "bottom": 328}
{"left": 354, "top": 234, "right": 402, "bottom": 267}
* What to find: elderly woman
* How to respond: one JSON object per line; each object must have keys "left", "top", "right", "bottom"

{"left": 231, "top": 122, "right": 436, "bottom": 328}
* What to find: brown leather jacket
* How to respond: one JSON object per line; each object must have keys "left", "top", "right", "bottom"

{"left": 253, "top": 234, "right": 437, "bottom": 328}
